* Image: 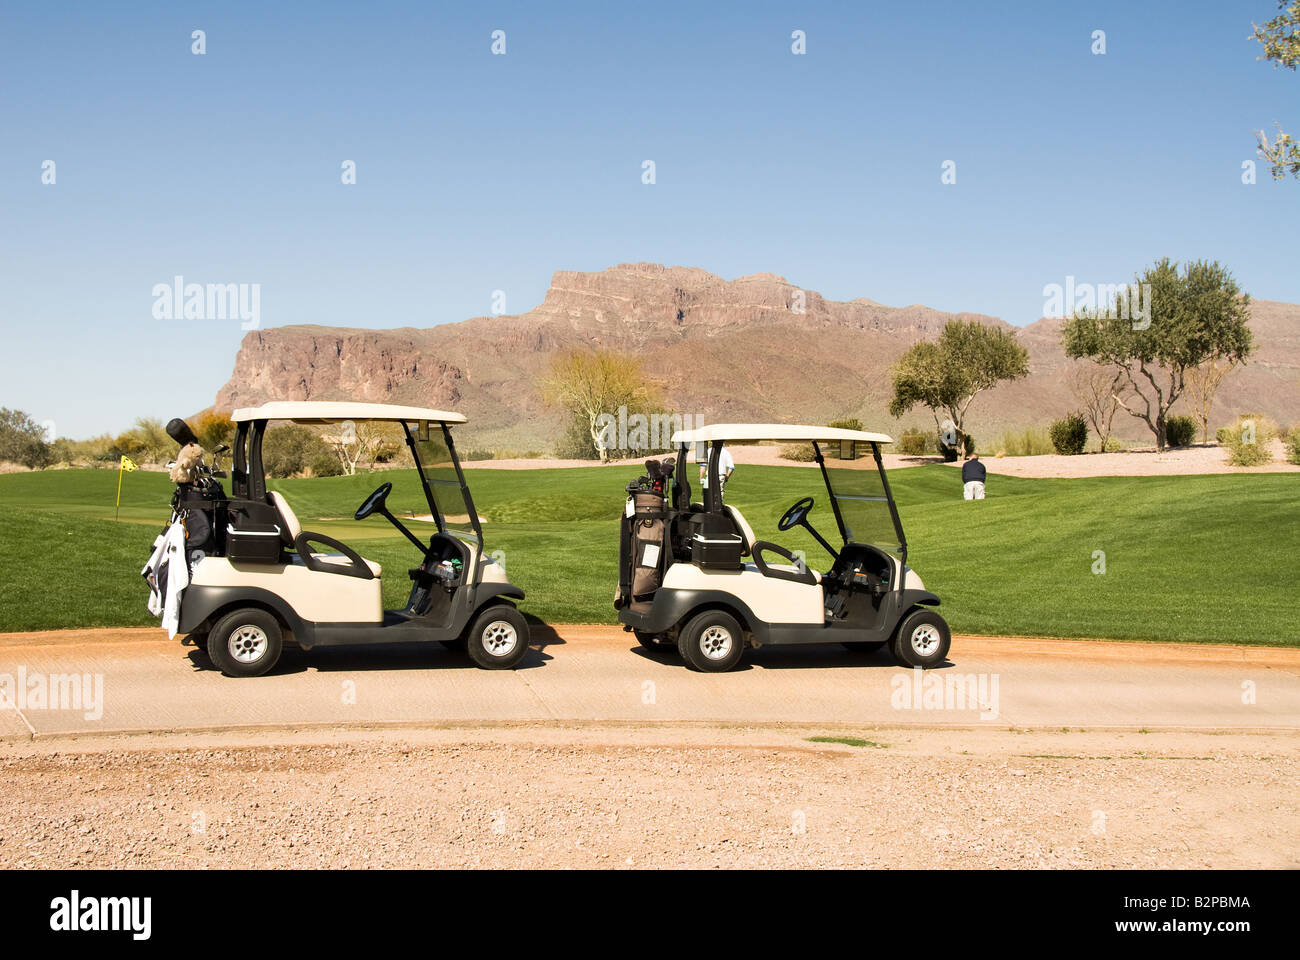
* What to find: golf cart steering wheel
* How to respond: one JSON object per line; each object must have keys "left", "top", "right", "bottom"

{"left": 778, "top": 496, "right": 815, "bottom": 532}
{"left": 355, "top": 482, "right": 393, "bottom": 521}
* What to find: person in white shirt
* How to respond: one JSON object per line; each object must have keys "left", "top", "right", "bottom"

{"left": 700, "top": 446, "right": 735, "bottom": 499}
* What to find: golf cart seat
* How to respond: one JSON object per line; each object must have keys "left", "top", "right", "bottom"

{"left": 270, "top": 491, "right": 382, "bottom": 577}
{"left": 724, "top": 505, "right": 756, "bottom": 557}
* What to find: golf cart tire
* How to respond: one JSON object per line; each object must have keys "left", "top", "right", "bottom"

{"left": 465, "top": 604, "right": 530, "bottom": 670}
{"left": 891, "top": 608, "right": 951, "bottom": 669}
{"left": 207, "top": 608, "right": 284, "bottom": 678}
{"left": 841, "top": 640, "right": 887, "bottom": 654}
{"left": 678, "top": 610, "right": 745, "bottom": 673}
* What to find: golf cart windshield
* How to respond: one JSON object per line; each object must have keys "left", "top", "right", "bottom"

{"left": 818, "top": 440, "right": 906, "bottom": 559}
{"left": 405, "top": 422, "right": 481, "bottom": 542}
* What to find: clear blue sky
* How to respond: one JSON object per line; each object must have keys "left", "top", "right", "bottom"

{"left": 2, "top": 0, "right": 1296, "bottom": 437}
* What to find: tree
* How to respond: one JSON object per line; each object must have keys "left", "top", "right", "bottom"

{"left": 322, "top": 421, "right": 402, "bottom": 475}
{"left": 1067, "top": 363, "right": 1124, "bottom": 451}
{"left": 0, "top": 408, "right": 54, "bottom": 468}
{"left": 541, "top": 349, "right": 659, "bottom": 462}
{"left": 112, "top": 417, "right": 172, "bottom": 464}
{"left": 1186, "top": 355, "right": 1240, "bottom": 443}
{"left": 1253, "top": 1, "right": 1300, "bottom": 179}
{"left": 1062, "top": 259, "right": 1253, "bottom": 451}
{"left": 191, "top": 408, "right": 235, "bottom": 451}
{"left": 888, "top": 320, "right": 1030, "bottom": 459}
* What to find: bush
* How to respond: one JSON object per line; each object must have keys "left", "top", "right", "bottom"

{"left": 1286, "top": 427, "right": 1300, "bottom": 466}
{"left": 827, "top": 417, "right": 864, "bottom": 431}
{"left": 1215, "top": 427, "right": 1229, "bottom": 445}
{"left": 897, "top": 428, "right": 934, "bottom": 456}
{"left": 1049, "top": 414, "right": 1088, "bottom": 455}
{"left": 263, "top": 424, "right": 339, "bottom": 478}
{"left": 1221, "top": 414, "right": 1278, "bottom": 466}
{"left": 1165, "top": 415, "right": 1197, "bottom": 448}
{"left": 779, "top": 443, "right": 817, "bottom": 462}
{"left": 939, "top": 433, "right": 975, "bottom": 461}
{"left": 0, "top": 408, "right": 54, "bottom": 468}
{"left": 995, "top": 427, "right": 1054, "bottom": 457}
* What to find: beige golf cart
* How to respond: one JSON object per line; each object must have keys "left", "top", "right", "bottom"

{"left": 614, "top": 423, "right": 950, "bottom": 672}
{"left": 152, "top": 401, "right": 529, "bottom": 676}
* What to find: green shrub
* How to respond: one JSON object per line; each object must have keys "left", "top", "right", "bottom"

{"left": 897, "top": 428, "right": 934, "bottom": 456}
{"left": 1165, "top": 415, "right": 1197, "bottom": 448}
{"left": 939, "top": 433, "right": 975, "bottom": 461}
{"left": 264, "top": 424, "right": 338, "bottom": 478}
{"left": 996, "top": 427, "right": 1054, "bottom": 457}
{"left": 827, "top": 417, "right": 864, "bottom": 431}
{"left": 1221, "top": 414, "right": 1277, "bottom": 466}
{"left": 779, "top": 443, "right": 817, "bottom": 462}
{"left": 1215, "top": 427, "right": 1229, "bottom": 445}
{"left": 1285, "top": 426, "right": 1300, "bottom": 466}
{"left": 1049, "top": 414, "right": 1088, "bottom": 455}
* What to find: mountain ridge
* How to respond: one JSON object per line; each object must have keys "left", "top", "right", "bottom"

{"left": 215, "top": 263, "right": 1300, "bottom": 449}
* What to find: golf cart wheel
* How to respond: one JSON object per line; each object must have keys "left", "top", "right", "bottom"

{"left": 841, "top": 640, "right": 887, "bottom": 654}
{"left": 891, "top": 609, "right": 951, "bottom": 669}
{"left": 678, "top": 610, "right": 745, "bottom": 673}
{"left": 207, "top": 608, "right": 283, "bottom": 678}
{"left": 466, "top": 605, "right": 529, "bottom": 670}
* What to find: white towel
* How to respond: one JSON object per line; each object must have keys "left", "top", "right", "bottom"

{"left": 142, "top": 522, "right": 190, "bottom": 638}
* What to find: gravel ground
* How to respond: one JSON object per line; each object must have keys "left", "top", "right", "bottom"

{"left": 2, "top": 726, "right": 1295, "bottom": 869}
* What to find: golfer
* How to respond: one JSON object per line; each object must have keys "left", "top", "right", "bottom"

{"left": 962, "top": 453, "right": 986, "bottom": 500}
{"left": 700, "top": 446, "right": 735, "bottom": 499}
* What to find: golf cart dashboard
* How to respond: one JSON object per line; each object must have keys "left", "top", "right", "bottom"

{"left": 829, "top": 543, "right": 894, "bottom": 596}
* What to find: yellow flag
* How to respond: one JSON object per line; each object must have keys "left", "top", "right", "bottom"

{"left": 120, "top": 455, "right": 138, "bottom": 472}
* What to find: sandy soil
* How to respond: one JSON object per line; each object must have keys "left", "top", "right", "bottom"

{"left": 467, "top": 440, "right": 1298, "bottom": 478}
{"left": 1, "top": 725, "right": 1294, "bottom": 869}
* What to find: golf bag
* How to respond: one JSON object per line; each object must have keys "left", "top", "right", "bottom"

{"left": 614, "top": 459, "right": 675, "bottom": 610}
{"left": 171, "top": 481, "right": 225, "bottom": 557}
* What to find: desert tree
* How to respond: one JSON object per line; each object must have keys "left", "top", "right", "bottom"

{"left": 1062, "top": 259, "right": 1253, "bottom": 451}
{"left": 1253, "top": 1, "right": 1300, "bottom": 179}
{"left": 542, "top": 349, "right": 659, "bottom": 462}
{"left": 0, "top": 408, "right": 54, "bottom": 468}
{"left": 887, "top": 319, "right": 1030, "bottom": 458}
{"left": 1067, "top": 363, "right": 1124, "bottom": 451}
{"left": 1186, "top": 355, "right": 1241, "bottom": 443}
{"left": 323, "top": 420, "right": 402, "bottom": 475}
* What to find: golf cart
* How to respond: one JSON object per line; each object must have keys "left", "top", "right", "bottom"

{"left": 144, "top": 401, "right": 529, "bottom": 676}
{"left": 614, "top": 424, "right": 950, "bottom": 672}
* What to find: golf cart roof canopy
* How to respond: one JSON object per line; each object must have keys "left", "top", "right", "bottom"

{"left": 670, "top": 423, "right": 893, "bottom": 445}
{"left": 231, "top": 401, "right": 468, "bottom": 425}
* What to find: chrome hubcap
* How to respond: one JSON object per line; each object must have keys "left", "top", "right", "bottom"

{"left": 699, "top": 625, "right": 733, "bottom": 660}
{"left": 482, "top": 621, "right": 518, "bottom": 657}
{"left": 911, "top": 624, "right": 941, "bottom": 657}
{"left": 229, "top": 625, "right": 268, "bottom": 664}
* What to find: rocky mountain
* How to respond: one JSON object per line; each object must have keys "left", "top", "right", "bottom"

{"left": 214, "top": 263, "right": 1300, "bottom": 450}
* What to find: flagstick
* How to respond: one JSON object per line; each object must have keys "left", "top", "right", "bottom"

{"left": 115, "top": 464, "right": 123, "bottom": 521}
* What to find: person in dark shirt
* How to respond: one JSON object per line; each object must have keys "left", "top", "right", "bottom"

{"left": 961, "top": 454, "right": 986, "bottom": 500}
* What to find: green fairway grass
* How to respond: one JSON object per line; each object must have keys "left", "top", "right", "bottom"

{"left": 0, "top": 465, "right": 1295, "bottom": 646}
